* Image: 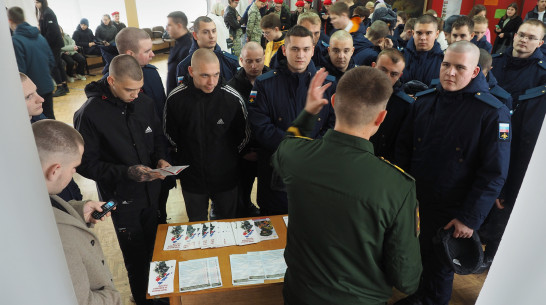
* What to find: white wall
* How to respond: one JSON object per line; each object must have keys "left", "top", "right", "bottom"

{"left": 0, "top": 0, "right": 78, "bottom": 303}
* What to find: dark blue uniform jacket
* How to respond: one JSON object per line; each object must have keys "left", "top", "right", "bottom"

{"left": 401, "top": 38, "right": 444, "bottom": 86}
{"left": 351, "top": 35, "right": 380, "bottom": 66}
{"left": 370, "top": 81, "right": 414, "bottom": 161}
{"left": 176, "top": 41, "right": 239, "bottom": 83}
{"left": 167, "top": 32, "right": 192, "bottom": 94}
{"left": 471, "top": 35, "right": 493, "bottom": 54}
{"left": 486, "top": 71, "right": 513, "bottom": 110}
{"left": 395, "top": 73, "right": 511, "bottom": 230}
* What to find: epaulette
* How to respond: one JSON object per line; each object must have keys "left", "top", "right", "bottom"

{"left": 321, "top": 40, "right": 329, "bottom": 48}
{"left": 256, "top": 70, "right": 277, "bottom": 81}
{"left": 429, "top": 78, "right": 440, "bottom": 87}
{"left": 491, "top": 53, "right": 502, "bottom": 59}
{"left": 286, "top": 126, "right": 313, "bottom": 140}
{"left": 474, "top": 92, "right": 503, "bottom": 109}
{"left": 325, "top": 74, "right": 336, "bottom": 83}
{"left": 394, "top": 90, "right": 415, "bottom": 104}
{"left": 380, "top": 157, "right": 415, "bottom": 181}
{"left": 538, "top": 59, "right": 546, "bottom": 70}
{"left": 519, "top": 85, "right": 546, "bottom": 101}
{"left": 414, "top": 87, "right": 436, "bottom": 98}
{"left": 489, "top": 85, "right": 511, "bottom": 100}
{"left": 222, "top": 51, "right": 238, "bottom": 62}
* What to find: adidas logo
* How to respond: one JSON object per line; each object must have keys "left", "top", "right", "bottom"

{"left": 217, "top": 118, "right": 225, "bottom": 125}
{"left": 145, "top": 126, "right": 152, "bottom": 133}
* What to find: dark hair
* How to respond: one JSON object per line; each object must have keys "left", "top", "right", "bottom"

{"left": 473, "top": 15, "right": 488, "bottom": 25}
{"left": 468, "top": 4, "right": 486, "bottom": 19}
{"left": 32, "top": 119, "right": 85, "bottom": 160}
{"left": 353, "top": 6, "right": 370, "bottom": 19}
{"left": 425, "top": 9, "right": 437, "bottom": 17}
{"left": 367, "top": 20, "right": 389, "bottom": 41}
{"left": 7, "top": 6, "right": 25, "bottom": 24}
{"left": 285, "top": 25, "right": 314, "bottom": 44}
{"left": 330, "top": 2, "right": 350, "bottom": 16}
{"left": 478, "top": 48, "right": 492, "bottom": 71}
{"left": 168, "top": 11, "right": 188, "bottom": 28}
{"left": 109, "top": 54, "right": 143, "bottom": 81}
{"left": 452, "top": 15, "right": 474, "bottom": 33}
{"left": 335, "top": 66, "right": 393, "bottom": 126}
{"left": 415, "top": 14, "right": 438, "bottom": 28}
{"left": 404, "top": 18, "right": 417, "bottom": 31}
{"left": 377, "top": 48, "right": 405, "bottom": 64}
{"left": 115, "top": 27, "right": 151, "bottom": 54}
{"left": 397, "top": 11, "right": 408, "bottom": 23}
{"left": 502, "top": 3, "right": 518, "bottom": 20}
{"left": 521, "top": 19, "right": 546, "bottom": 38}
{"left": 35, "top": 0, "right": 49, "bottom": 20}
{"left": 261, "top": 13, "right": 281, "bottom": 29}
{"left": 193, "top": 16, "right": 214, "bottom": 32}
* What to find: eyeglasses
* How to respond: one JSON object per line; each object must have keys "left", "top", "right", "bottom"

{"left": 516, "top": 32, "right": 541, "bottom": 41}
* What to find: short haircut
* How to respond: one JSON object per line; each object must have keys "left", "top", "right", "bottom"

{"left": 330, "top": 29, "right": 353, "bottom": 43}
{"left": 447, "top": 41, "right": 480, "bottom": 66}
{"left": 367, "top": 20, "right": 389, "bottom": 41}
{"left": 115, "top": 27, "right": 151, "bottom": 54}
{"left": 330, "top": 2, "right": 350, "bottom": 16}
{"left": 425, "top": 9, "right": 437, "bottom": 16}
{"left": 19, "top": 72, "right": 29, "bottom": 82}
{"left": 415, "top": 14, "right": 438, "bottom": 28}
{"left": 7, "top": 6, "right": 25, "bottom": 24}
{"left": 521, "top": 19, "right": 546, "bottom": 38}
{"left": 377, "top": 48, "right": 405, "bottom": 64}
{"left": 261, "top": 13, "right": 281, "bottom": 29}
{"left": 365, "top": 1, "right": 374, "bottom": 8}
{"left": 452, "top": 15, "right": 474, "bottom": 33}
{"left": 404, "top": 18, "right": 417, "bottom": 31}
{"left": 335, "top": 66, "right": 392, "bottom": 126}
{"left": 193, "top": 16, "right": 214, "bottom": 32}
{"left": 191, "top": 48, "right": 220, "bottom": 67}
{"left": 297, "top": 11, "right": 321, "bottom": 25}
{"left": 32, "top": 120, "right": 85, "bottom": 164}
{"left": 468, "top": 4, "right": 486, "bottom": 18}
{"left": 353, "top": 6, "right": 370, "bottom": 19}
{"left": 285, "top": 25, "right": 313, "bottom": 45}
{"left": 109, "top": 54, "right": 143, "bottom": 81}
{"left": 478, "top": 48, "right": 492, "bottom": 71}
{"left": 397, "top": 11, "right": 408, "bottom": 23}
{"left": 241, "top": 41, "right": 264, "bottom": 58}
{"left": 473, "top": 15, "right": 488, "bottom": 25}
{"left": 102, "top": 14, "right": 111, "bottom": 21}
{"left": 167, "top": 11, "right": 188, "bottom": 29}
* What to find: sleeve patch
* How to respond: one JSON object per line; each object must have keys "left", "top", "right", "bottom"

{"left": 249, "top": 90, "right": 257, "bottom": 103}
{"left": 416, "top": 206, "right": 420, "bottom": 237}
{"left": 499, "top": 122, "right": 510, "bottom": 141}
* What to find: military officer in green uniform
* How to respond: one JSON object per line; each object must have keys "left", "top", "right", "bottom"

{"left": 272, "top": 67, "right": 422, "bottom": 305}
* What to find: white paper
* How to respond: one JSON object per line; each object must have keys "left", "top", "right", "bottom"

{"left": 163, "top": 225, "right": 186, "bottom": 251}
{"left": 230, "top": 254, "right": 252, "bottom": 285}
{"left": 201, "top": 223, "right": 211, "bottom": 249}
{"left": 179, "top": 259, "right": 210, "bottom": 292}
{"left": 260, "top": 249, "right": 287, "bottom": 279}
{"left": 151, "top": 165, "right": 189, "bottom": 176}
{"left": 283, "top": 216, "right": 288, "bottom": 227}
{"left": 232, "top": 220, "right": 260, "bottom": 246}
{"left": 253, "top": 218, "right": 279, "bottom": 241}
{"left": 246, "top": 251, "right": 266, "bottom": 281}
{"left": 181, "top": 224, "right": 201, "bottom": 250}
{"left": 206, "top": 257, "right": 222, "bottom": 288}
{"left": 148, "top": 260, "right": 176, "bottom": 296}
{"left": 208, "top": 222, "right": 220, "bottom": 248}
{"left": 220, "top": 222, "right": 236, "bottom": 247}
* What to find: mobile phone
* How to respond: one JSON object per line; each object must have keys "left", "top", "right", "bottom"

{"left": 91, "top": 200, "right": 117, "bottom": 219}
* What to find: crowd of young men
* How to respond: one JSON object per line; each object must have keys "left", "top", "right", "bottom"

{"left": 12, "top": 1, "right": 546, "bottom": 304}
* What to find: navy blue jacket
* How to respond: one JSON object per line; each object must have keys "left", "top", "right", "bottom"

{"left": 471, "top": 35, "right": 492, "bottom": 54}
{"left": 167, "top": 32, "right": 192, "bottom": 94}
{"left": 395, "top": 73, "right": 511, "bottom": 230}
{"left": 493, "top": 48, "right": 546, "bottom": 207}
{"left": 370, "top": 81, "right": 414, "bottom": 161}
{"left": 176, "top": 41, "right": 239, "bottom": 83}
{"left": 352, "top": 35, "right": 380, "bottom": 66}
{"left": 12, "top": 22, "right": 55, "bottom": 95}
{"left": 486, "top": 71, "right": 513, "bottom": 110}
{"left": 248, "top": 59, "right": 336, "bottom": 213}
{"left": 268, "top": 39, "right": 329, "bottom": 70}
{"left": 401, "top": 38, "right": 444, "bottom": 86}
{"left": 102, "top": 64, "right": 166, "bottom": 121}
{"left": 321, "top": 55, "right": 356, "bottom": 81}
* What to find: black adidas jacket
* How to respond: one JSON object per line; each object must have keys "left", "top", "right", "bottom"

{"left": 74, "top": 78, "right": 167, "bottom": 208}
{"left": 164, "top": 77, "right": 249, "bottom": 193}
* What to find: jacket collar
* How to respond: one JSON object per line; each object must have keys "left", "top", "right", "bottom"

{"left": 438, "top": 70, "right": 490, "bottom": 95}
{"left": 406, "top": 37, "right": 443, "bottom": 56}
{"left": 323, "top": 129, "right": 375, "bottom": 153}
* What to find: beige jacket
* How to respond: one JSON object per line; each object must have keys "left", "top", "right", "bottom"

{"left": 51, "top": 195, "right": 122, "bottom": 305}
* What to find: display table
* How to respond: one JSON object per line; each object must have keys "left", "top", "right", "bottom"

{"left": 147, "top": 215, "right": 288, "bottom": 305}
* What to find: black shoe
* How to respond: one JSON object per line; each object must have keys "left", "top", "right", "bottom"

{"left": 63, "top": 84, "right": 70, "bottom": 94}
{"left": 53, "top": 86, "right": 67, "bottom": 97}
{"left": 394, "top": 294, "right": 423, "bottom": 305}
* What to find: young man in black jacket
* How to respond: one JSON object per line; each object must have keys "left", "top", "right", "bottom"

{"left": 74, "top": 55, "right": 169, "bottom": 305}
{"left": 165, "top": 49, "right": 249, "bottom": 221}
{"left": 166, "top": 11, "right": 192, "bottom": 94}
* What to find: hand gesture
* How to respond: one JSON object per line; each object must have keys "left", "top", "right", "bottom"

{"left": 444, "top": 218, "right": 474, "bottom": 238}
{"left": 380, "top": 38, "right": 393, "bottom": 50}
{"left": 498, "top": 33, "right": 504, "bottom": 38}
{"left": 83, "top": 201, "right": 115, "bottom": 223}
{"left": 304, "top": 68, "right": 332, "bottom": 115}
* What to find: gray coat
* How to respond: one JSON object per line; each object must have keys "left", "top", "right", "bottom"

{"left": 51, "top": 195, "right": 121, "bottom": 305}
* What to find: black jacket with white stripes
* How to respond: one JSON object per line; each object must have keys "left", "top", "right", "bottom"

{"left": 164, "top": 77, "right": 250, "bottom": 193}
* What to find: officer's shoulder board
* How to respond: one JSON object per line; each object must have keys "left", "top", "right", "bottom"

{"left": 489, "top": 85, "right": 511, "bottom": 100}
{"left": 321, "top": 40, "right": 329, "bottom": 48}
{"left": 491, "top": 53, "right": 502, "bottom": 59}
{"left": 538, "top": 59, "right": 546, "bottom": 71}
{"left": 429, "top": 78, "right": 440, "bottom": 87}
{"left": 222, "top": 51, "right": 239, "bottom": 62}
{"left": 474, "top": 92, "right": 503, "bottom": 109}
{"left": 324, "top": 74, "right": 336, "bottom": 83}
{"left": 286, "top": 127, "right": 313, "bottom": 141}
{"left": 144, "top": 64, "right": 158, "bottom": 70}
{"left": 414, "top": 87, "right": 436, "bottom": 98}
{"left": 519, "top": 85, "right": 546, "bottom": 101}
{"left": 394, "top": 90, "right": 415, "bottom": 104}
{"left": 256, "top": 70, "right": 278, "bottom": 82}
{"left": 379, "top": 157, "right": 415, "bottom": 181}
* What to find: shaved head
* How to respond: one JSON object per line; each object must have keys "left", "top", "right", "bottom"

{"left": 241, "top": 41, "right": 263, "bottom": 57}
{"left": 189, "top": 49, "right": 220, "bottom": 93}
{"left": 191, "top": 49, "right": 220, "bottom": 67}
{"left": 330, "top": 29, "right": 353, "bottom": 43}
{"left": 109, "top": 54, "right": 143, "bottom": 81}
{"left": 447, "top": 41, "right": 480, "bottom": 66}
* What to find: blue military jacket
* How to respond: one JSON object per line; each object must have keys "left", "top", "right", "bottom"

{"left": 401, "top": 38, "right": 444, "bottom": 86}
{"left": 395, "top": 73, "right": 511, "bottom": 230}
{"left": 352, "top": 35, "right": 380, "bottom": 66}
{"left": 176, "top": 40, "right": 239, "bottom": 83}
{"left": 486, "top": 71, "right": 513, "bottom": 110}
{"left": 471, "top": 35, "right": 492, "bottom": 54}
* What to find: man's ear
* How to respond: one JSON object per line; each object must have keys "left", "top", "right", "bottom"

{"left": 188, "top": 66, "right": 194, "bottom": 78}
{"left": 471, "top": 66, "right": 481, "bottom": 79}
{"left": 282, "top": 44, "right": 286, "bottom": 56}
{"left": 374, "top": 109, "right": 387, "bottom": 126}
{"left": 192, "top": 31, "right": 198, "bottom": 41}
{"left": 371, "top": 62, "right": 376, "bottom": 68}
{"left": 43, "top": 163, "right": 61, "bottom": 183}
{"left": 106, "top": 75, "right": 114, "bottom": 86}
{"left": 331, "top": 93, "right": 336, "bottom": 108}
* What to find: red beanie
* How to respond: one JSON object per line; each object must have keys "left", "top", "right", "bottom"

{"left": 111, "top": 11, "right": 119, "bottom": 16}
{"left": 295, "top": 1, "right": 305, "bottom": 7}
{"left": 274, "top": 0, "right": 283, "bottom": 3}
{"left": 323, "top": 0, "right": 332, "bottom": 4}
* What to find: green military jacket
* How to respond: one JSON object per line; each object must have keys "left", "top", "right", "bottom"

{"left": 272, "top": 111, "right": 422, "bottom": 305}
{"left": 247, "top": 3, "right": 262, "bottom": 43}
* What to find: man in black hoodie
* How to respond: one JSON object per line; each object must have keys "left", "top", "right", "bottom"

{"left": 166, "top": 11, "right": 192, "bottom": 94}
{"left": 72, "top": 18, "right": 102, "bottom": 56}
{"left": 165, "top": 49, "right": 249, "bottom": 221}
{"left": 74, "top": 55, "right": 169, "bottom": 305}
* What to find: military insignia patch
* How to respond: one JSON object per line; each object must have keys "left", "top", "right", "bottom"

{"left": 416, "top": 207, "right": 420, "bottom": 237}
{"left": 499, "top": 122, "right": 510, "bottom": 141}
{"left": 249, "top": 90, "right": 257, "bottom": 103}
{"left": 177, "top": 76, "right": 184, "bottom": 85}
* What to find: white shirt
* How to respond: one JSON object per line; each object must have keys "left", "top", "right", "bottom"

{"left": 538, "top": 10, "right": 545, "bottom": 22}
